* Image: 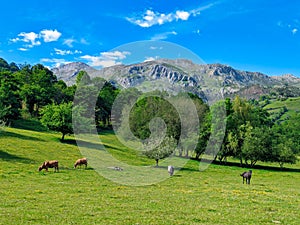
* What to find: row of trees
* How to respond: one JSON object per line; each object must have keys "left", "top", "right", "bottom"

{"left": 217, "top": 96, "right": 299, "bottom": 167}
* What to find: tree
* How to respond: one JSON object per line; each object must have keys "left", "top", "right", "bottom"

{"left": 274, "top": 142, "right": 297, "bottom": 168}
{"left": 0, "top": 71, "right": 21, "bottom": 121}
{"left": 40, "top": 102, "right": 73, "bottom": 141}
{"left": 220, "top": 96, "right": 272, "bottom": 166}
{"left": 242, "top": 125, "right": 273, "bottom": 167}
{"left": 76, "top": 70, "right": 91, "bottom": 86}
{"left": 272, "top": 124, "right": 298, "bottom": 168}
{"left": 129, "top": 93, "right": 181, "bottom": 141}
{"left": 15, "top": 64, "right": 58, "bottom": 116}
{"left": 94, "top": 78, "right": 119, "bottom": 127}
{"left": 143, "top": 136, "right": 177, "bottom": 167}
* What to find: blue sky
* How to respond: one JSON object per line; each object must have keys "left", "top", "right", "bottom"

{"left": 0, "top": 0, "right": 300, "bottom": 76}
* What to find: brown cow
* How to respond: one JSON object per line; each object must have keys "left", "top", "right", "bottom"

{"left": 74, "top": 158, "right": 88, "bottom": 169}
{"left": 38, "top": 160, "right": 59, "bottom": 172}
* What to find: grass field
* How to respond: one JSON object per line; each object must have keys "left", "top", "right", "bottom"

{"left": 0, "top": 126, "right": 299, "bottom": 224}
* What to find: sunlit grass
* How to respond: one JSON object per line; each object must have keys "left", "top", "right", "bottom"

{"left": 0, "top": 127, "right": 299, "bottom": 224}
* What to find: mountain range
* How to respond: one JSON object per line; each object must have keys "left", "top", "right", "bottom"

{"left": 51, "top": 59, "right": 300, "bottom": 101}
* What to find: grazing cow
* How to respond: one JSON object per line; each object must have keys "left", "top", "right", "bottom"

{"left": 74, "top": 158, "right": 88, "bottom": 169}
{"left": 240, "top": 170, "right": 252, "bottom": 184}
{"left": 168, "top": 165, "right": 174, "bottom": 176}
{"left": 38, "top": 160, "right": 59, "bottom": 172}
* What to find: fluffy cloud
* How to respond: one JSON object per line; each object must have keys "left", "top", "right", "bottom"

{"left": 40, "top": 29, "right": 62, "bottom": 42}
{"left": 10, "top": 29, "right": 61, "bottom": 49}
{"left": 126, "top": 3, "right": 215, "bottom": 28}
{"left": 175, "top": 10, "right": 190, "bottom": 20}
{"left": 54, "top": 48, "right": 82, "bottom": 55}
{"left": 80, "top": 51, "right": 131, "bottom": 67}
{"left": 11, "top": 32, "right": 41, "bottom": 48}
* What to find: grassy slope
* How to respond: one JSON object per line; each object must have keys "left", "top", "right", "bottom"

{"left": 263, "top": 97, "right": 300, "bottom": 121}
{"left": 0, "top": 127, "right": 299, "bottom": 225}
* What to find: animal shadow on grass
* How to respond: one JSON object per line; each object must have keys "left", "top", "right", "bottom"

{"left": 0, "top": 150, "right": 33, "bottom": 164}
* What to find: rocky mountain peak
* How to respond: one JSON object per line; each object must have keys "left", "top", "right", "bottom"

{"left": 51, "top": 59, "right": 300, "bottom": 100}
{"left": 51, "top": 62, "right": 96, "bottom": 85}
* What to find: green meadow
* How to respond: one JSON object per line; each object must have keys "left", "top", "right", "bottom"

{"left": 0, "top": 125, "right": 299, "bottom": 225}
{"left": 263, "top": 97, "right": 300, "bottom": 120}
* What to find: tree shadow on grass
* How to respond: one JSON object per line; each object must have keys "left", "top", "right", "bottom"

{"left": 191, "top": 157, "right": 300, "bottom": 173}
{"left": 0, "top": 150, "right": 33, "bottom": 164}
{"left": 11, "top": 119, "right": 48, "bottom": 132}
{"left": 0, "top": 130, "right": 46, "bottom": 142}
{"left": 61, "top": 138, "right": 119, "bottom": 151}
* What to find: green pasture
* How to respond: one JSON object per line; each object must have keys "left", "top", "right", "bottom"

{"left": 264, "top": 97, "right": 300, "bottom": 120}
{"left": 0, "top": 126, "right": 299, "bottom": 224}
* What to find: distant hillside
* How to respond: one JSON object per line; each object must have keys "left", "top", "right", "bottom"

{"left": 52, "top": 59, "right": 300, "bottom": 101}
{"left": 51, "top": 62, "right": 97, "bottom": 85}
{"left": 272, "top": 74, "right": 300, "bottom": 87}
{"left": 263, "top": 97, "right": 300, "bottom": 122}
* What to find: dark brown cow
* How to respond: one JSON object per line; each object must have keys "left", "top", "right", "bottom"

{"left": 38, "top": 160, "right": 59, "bottom": 172}
{"left": 240, "top": 170, "right": 252, "bottom": 184}
{"left": 74, "top": 158, "right": 88, "bottom": 169}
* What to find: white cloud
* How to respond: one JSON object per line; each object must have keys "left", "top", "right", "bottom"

{"left": 175, "top": 11, "right": 190, "bottom": 20}
{"left": 10, "top": 29, "right": 61, "bottom": 49}
{"left": 292, "top": 28, "right": 298, "bottom": 34}
{"left": 63, "top": 37, "right": 89, "bottom": 48}
{"left": 40, "top": 29, "right": 62, "bottom": 42}
{"left": 54, "top": 48, "right": 82, "bottom": 55}
{"left": 80, "top": 38, "right": 89, "bottom": 45}
{"left": 151, "top": 31, "right": 177, "bottom": 41}
{"left": 40, "top": 58, "right": 72, "bottom": 68}
{"left": 10, "top": 31, "right": 41, "bottom": 48}
{"left": 63, "top": 38, "right": 76, "bottom": 47}
{"left": 18, "top": 48, "right": 29, "bottom": 51}
{"left": 80, "top": 51, "right": 131, "bottom": 67}
{"left": 126, "top": 3, "right": 215, "bottom": 28}
{"left": 149, "top": 46, "right": 163, "bottom": 50}
{"left": 144, "top": 56, "right": 159, "bottom": 62}
{"left": 277, "top": 21, "right": 299, "bottom": 35}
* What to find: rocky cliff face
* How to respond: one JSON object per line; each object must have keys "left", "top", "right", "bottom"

{"left": 52, "top": 59, "right": 300, "bottom": 101}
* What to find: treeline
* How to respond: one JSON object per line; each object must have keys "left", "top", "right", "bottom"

{"left": 0, "top": 58, "right": 118, "bottom": 138}
{"left": 126, "top": 93, "right": 299, "bottom": 168}
{"left": 0, "top": 58, "right": 299, "bottom": 168}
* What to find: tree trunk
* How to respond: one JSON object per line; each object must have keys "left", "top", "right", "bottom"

{"left": 185, "top": 149, "right": 189, "bottom": 158}
{"left": 240, "top": 158, "right": 243, "bottom": 167}
{"left": 61, "top": 133, "right": 65, "bottom": 141}
{"left": 179, "top": 147, "right": 183, "bottom": 157}
{"left": 155, "top": 159, "right": 159, "bottom": 167}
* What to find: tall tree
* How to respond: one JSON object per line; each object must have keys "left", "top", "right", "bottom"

{"left": 40, "top": 102, "right": 73, "bottom": 141}
{"left": 16, "top": 64, "right": 58, "bottom": 116}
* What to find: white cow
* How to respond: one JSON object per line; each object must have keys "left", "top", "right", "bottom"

{"left": 168, "top": 165, "right": 174, "bottom": 176}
